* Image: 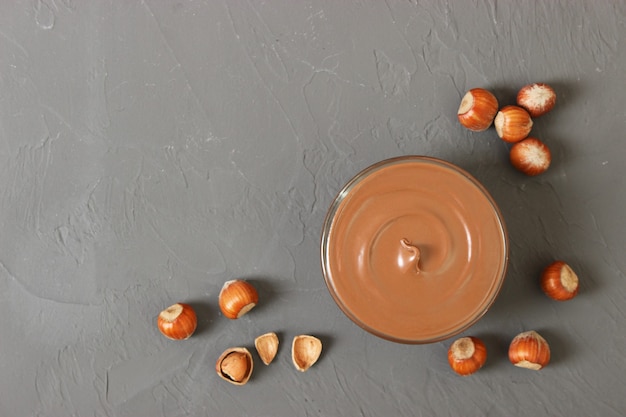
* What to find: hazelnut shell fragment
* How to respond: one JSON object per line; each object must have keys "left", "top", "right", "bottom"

{"left": 254, "top": 332, "right": 279, "bottom": 365}
{"left": 292, "top": 335, "right": 322, "bottom": 372}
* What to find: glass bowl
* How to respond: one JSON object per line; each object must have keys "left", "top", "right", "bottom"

{"left": 321, "top": 156, "right": 508, "bottom": 344}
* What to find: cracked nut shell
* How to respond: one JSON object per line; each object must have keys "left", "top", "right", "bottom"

{"left": 255, "top": 332, "right": 279, "bottom": 365}
{"left": 216, "top": 347, "right": 254, "bottom": 385}
{"left": 292, "top": 335, "right": 322, "bottom": 372}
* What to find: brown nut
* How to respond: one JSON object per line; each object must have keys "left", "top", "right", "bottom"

{"left": 157, "top": 303, "right": 197, "bottom": 340}
{"left": 508, "top": 330, "right": 550, "bottom": 370}
{"left": 218, "top": 279, "right": 259, "bottom": 319}
{"left": 457, "top": 88, "right": 499, "bottom": 132}
{"left": 254, "top": 332, "right": 279, "bottom": 365}
{"left": 516, "top": 83, "right": 556, "bottom": 118}
{"left": 292, "top": 335, "right": 322, "bottom": 372}
{"left": 541, "top": 260, "right": 579, "bottom": 301}
{"left": 447, "top": 336, "right": 487, "bottom": 376}
{"left": 494, "top": 105, "right": 533, "bottom": 143}
{"left": 216, "top": 347, "right": 254, "bottom": 385}
{"left": 509, "top": 137, "right": 552, "bottom": 176}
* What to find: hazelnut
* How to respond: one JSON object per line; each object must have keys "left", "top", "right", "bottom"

{"left": 517, "top": 83, "right": 556, "bottom": 117}
{"left": 216, "top": 347, "right": 254, "bottom": 385}
{"left": 509, "top": 137, "right": 551, "bottom": 176}
{"left": 448, "top": 336, "right": 487, "bottom": 376}
{"left": 457, "top": 88, "right": 499, "bottom": 132}
{"left": 157, "top": 303, "right": 197, "bottom": 340}
{"left": 508, "top": 330, "right": 550, "bottom": 370}
{"left": 541, "top": 260, "right": 579, "bottom": 301}
{"left": 218, "top": 279, "right": 259, "bottom": 319}
{"left": 494, "top": 105, "right": 533, "bottom": 143}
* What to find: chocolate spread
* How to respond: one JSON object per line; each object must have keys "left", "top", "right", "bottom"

{"left": 321, "top": 157, "right": 508, "bottom": 343}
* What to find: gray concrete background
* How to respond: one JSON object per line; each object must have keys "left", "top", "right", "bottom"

{"left": 1, "top": 1, "right": 624, "bottom": 416}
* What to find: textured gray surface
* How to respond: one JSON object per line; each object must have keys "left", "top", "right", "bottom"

{"left": 1, "top": 1, "right": 625, "bottom": 416}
